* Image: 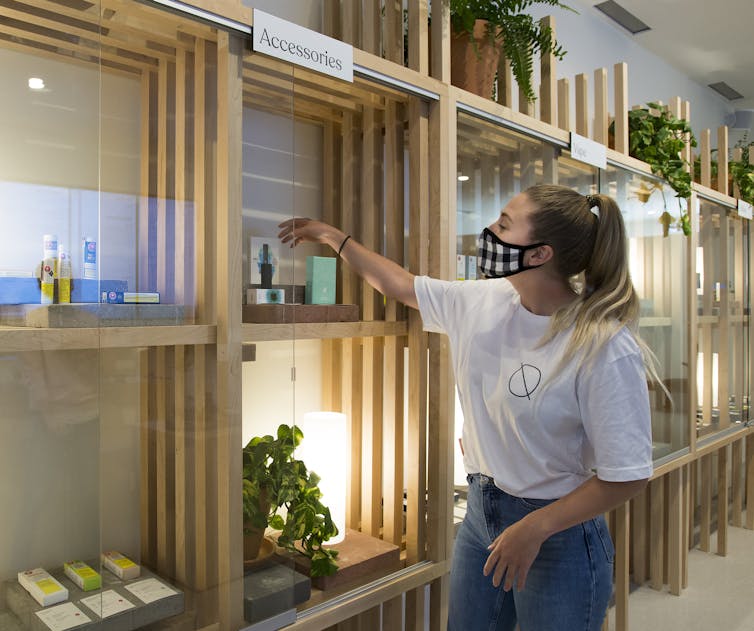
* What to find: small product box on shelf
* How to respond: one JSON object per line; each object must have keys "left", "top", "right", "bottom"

{"left": 466, "top": 255, "right": 478, "bottom": 280}
{"left": 456, "top": 254, "right": 466, "bottom": 280}
{"left": 63, "top": 561, "right": 101, "bottom": 592}
{"left": 18, "top": 568, "right": 69, "bottom": 607}
{"left": 247, "top": 288, "right": 285, "bottom": 304}
{"left": 101, "top": 551, "right": 140, "bottom": 580}
{"left": 305, "top": 256, "right": 336, "bottom": 305}
{"left": 101, "top": 291, "right": 160, "bottom": 304}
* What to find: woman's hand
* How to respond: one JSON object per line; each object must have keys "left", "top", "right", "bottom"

{"left": 278, "top": 218, "right": 343, "bottom": 250}
{"left": 483, "top": 517, "right": 546, "bottom": 592}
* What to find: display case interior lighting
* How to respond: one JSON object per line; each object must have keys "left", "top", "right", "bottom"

{"left": 696, "top": 351, "right": 719, "bottom": 412}
{"left": 628, "top": 238, "right": 644, "bottom": 297}
{"left": 28, "top": 77, "right": 45, "bottom": 90}
{"left": 457, "top": 174, "right": 469, "bottom": 182}
{"left": 300, "top": 411, "right": 347, "bottom": 545}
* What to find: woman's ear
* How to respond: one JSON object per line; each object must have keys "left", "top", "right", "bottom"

{"left": 526, "top": 244, "right": 554, "bottom": 266}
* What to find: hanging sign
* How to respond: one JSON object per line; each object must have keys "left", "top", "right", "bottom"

{"left": 570, "top": 132, "right": 607, "bottom": 170}
{"left": 252, "top": 9, "right": 353, "bottom": 82}
{"left": 737, "top": 199, "right": 753, "bottom": 220}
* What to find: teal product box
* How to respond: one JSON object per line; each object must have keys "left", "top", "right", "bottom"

{"left": 305, "top": 256, "right": 337, "bottom": 305}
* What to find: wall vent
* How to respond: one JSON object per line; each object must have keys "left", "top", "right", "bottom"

{"left": 708, "top": 82, "right": 744, "bottom": 101}
{"left": 594, "top": 1, "right": 650, "bottom": 35}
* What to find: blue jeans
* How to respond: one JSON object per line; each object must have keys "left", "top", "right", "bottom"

{"left": 448, "top": 474, "right": 614, "bottom": 631}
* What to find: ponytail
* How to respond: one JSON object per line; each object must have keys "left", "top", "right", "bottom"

{"left": 524, "top": 185, "right": 664, "bottom": 386}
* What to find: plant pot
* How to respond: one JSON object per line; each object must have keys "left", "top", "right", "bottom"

{"left": 450, "top": 19, "right": 501, "bottom": 99}
{"left": 244, "top": 525, "right": 266, "bottom": 562}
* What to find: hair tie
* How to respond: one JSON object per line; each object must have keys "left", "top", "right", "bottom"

{"left": 585, "top": 194, "right": 600, "bottom": 219}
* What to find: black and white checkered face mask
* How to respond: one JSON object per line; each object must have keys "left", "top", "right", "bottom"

{"left": 477, "top": 228, "right": 546, "bottom": 278}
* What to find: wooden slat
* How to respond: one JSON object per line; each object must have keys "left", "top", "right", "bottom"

{"left": 719, "top": 207, "right": 731, "bottom": 429}
{"left": 341, "top": 0, "right": 358, "bottom": 47}
{"left": 407, "top": 0, "right": 429, "bottom": 75}
{"left": 519, "top": 83, "right": 534, "bottom": 118}
{"left": 718, "top": 126, "right": 729, "bottom": 196}
{"left": 383, "top": 100, "right": 406, "bottom": 548}
{"left": 682, "top": 464, "right": 690, "bottom": 588}
{"left": 194, "top": 38, "right": 208, "bottom": 323}
{"left": 539, "top": 16, "right": 557, "bottom": 125}
{"left": 361, "top": 0, "right": 381, "bottom": 56}
{"left": 360, "top": 107, "right": 384, "bottom": 538}
{"left": 140, "top": 349, "right": 152, "bottom": 563}
{"left": 732, "top": 438, "right": 744, "bottom": 527}
{"left": 139, "top": 71, "right": 152, "bottom": 291}
{"left": 631, "top": 489, "right": 648, "bottom": 585}
{"left": 175, "top": 48, "right": 187, "bottom": 306}
{"left": 575, "top": 73, "right": 588, "bottom": 137}
{"left": 155, "top": 346, "right": 168, "bottom": 569}
{"left": 614, "top": 502, "right": 630, "bottom": 631}
{"left": 717, "top": 446, "right": 729, "bottom": 556}
{"left": 496, "top": 56, "right": 513, "bottom": 108}
{"left": 649, "top": 478, "right": 664, "bottom": 590}
{"left": 557, "top": 78, "right": 570, "bottom": 131}
{"left": 700, "top": 129, "right": 712, "bottom": 188}
{"left": 430, "top": 0, "right": 450, "bottom": 83}
{"left": 699, "top": 454, "right": 713, "bottom": 551}
{"left": 384, "top": 0, "right": 403, "bottom": 65}
{"left": 157, "top": 58, "right": 169, "bottom": 296}
{"left": 682, "top": 101, "right": 692, "bottom": 173}
{"left": 668, "top": 469, "right": 683, "bottom": 595}
{"left": 323, "top": 0, "right": 340, "bottom": 39}
{"left": 382, "top": 596, "right": 403, "bottom": 630}
{"left": 614, "top": 63, "right": 628, "bottom": 153}
{"left": 194, "top": 345, "right": 208, "bottom": 592}
{"left": 593, "top": 68, "right": 608, "bottom": 144}
{"left": 746, "top": 434, "right": 754, "bottom": 530}
{"left": 215, "top": 30, "right": 244, "bottom": 631}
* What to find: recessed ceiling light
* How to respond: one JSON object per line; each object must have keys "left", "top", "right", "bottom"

{"left": 708, "top": 82, "right": 744, "bottom": 101}
{"left": 457, "top": 175, "right": 469, "bottom": 182}
{"left": 28, "top": 77, "right": 45, "bottom": 90}
{"left": 594, "top": 1, "right": 650, "bottom": 35}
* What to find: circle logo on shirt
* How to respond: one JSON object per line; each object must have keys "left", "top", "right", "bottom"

{"left": 508, "top": 363, "right": 542, "bottom": 400}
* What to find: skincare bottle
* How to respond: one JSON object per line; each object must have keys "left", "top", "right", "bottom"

{"left": 58, "top": 244, "right": 71, "bottom": 304}
{"left": 83, "top": 236, "right": 97, "bottom": 280}
{"left": 260, "top": 243, "right": 273, "bottom": 288}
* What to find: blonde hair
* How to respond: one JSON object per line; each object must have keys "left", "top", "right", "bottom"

{"left": 524, "top": 184, "right": 664, "bottom": 388}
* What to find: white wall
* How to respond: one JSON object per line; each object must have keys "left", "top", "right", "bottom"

{"left": 528, "top": 0, "right": 734, "bottom": 143}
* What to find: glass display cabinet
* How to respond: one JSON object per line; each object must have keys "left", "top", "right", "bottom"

{"left": 0, "top": 1, "right": 446, "bottom": 629}
{"left": 453, "top": 110, "right": 598, "bottom": 521}
{"left": 239, "top": 34, "right": 441, "bottom": 628}
{"left": 696, "top": 197, "right": 751, "bottom": 440}
{"left": 0, "top": 2, "right": 237, "bottom": 630}
{"left": 601, "top": 167, "right": 690, "bottom": 460}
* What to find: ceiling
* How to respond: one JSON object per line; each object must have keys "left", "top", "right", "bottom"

{"left": 589, "top": 0, "right": 754, "bottom": 111}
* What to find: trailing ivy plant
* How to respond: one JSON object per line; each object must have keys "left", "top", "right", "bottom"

{"left": 614, "top": 102, "right": 697, "bottom": 235}
{"left": 243, "top": 424, "right": 339, "bottom": 577}
{"left": 449, "top": 0, "right": 574, "bottom": 103}
{"left": 729, "top": 133, "right": 754, "bottom": 205}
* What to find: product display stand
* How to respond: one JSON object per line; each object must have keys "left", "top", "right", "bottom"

{"left": 275, "top": 529, "right": 401, "bottom": 591}
{"left": 3, "top": 567, "right": 183, "bottom": 631}
{"left": 242, "top": 562, "right": 310, "bottom": 624}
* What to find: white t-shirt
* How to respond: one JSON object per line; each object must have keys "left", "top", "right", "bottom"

{"left": 415, "top": 275, "right": 653, "bottom": 499}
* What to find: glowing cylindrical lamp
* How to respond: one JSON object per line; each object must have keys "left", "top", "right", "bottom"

{"left": 301, "top": 412, "right": 348, "bottom": 544}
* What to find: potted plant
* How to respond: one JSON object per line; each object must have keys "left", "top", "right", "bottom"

{"left": 450, "top": 0, "right": 573, "bottom": 101}
{"left": 243, "top": 423, "right": 339, "bottom": 577}
{"left": 612, "top": 102, "right": 697, "bottom": 235}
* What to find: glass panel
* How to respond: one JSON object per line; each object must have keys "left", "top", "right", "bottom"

{"left": 241, "top": 45, "right": 414, "bottom": 623}
{"left": 454, "top": 111, "right": 599, "bottom": 525}
{"left": 603, "top": 168, "right": 690, "bottom": 458}
{"left": 1, "top": 1, "right": 221, "bottom": 629}
{"left": 697, "top": 200, "right": 750, "bottom": 438}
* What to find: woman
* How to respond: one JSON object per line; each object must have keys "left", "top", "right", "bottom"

{"left": 278, "top": 184, "right": 656, "bottom": 631}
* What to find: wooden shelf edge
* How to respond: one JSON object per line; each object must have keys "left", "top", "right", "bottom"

{"left": 0, "top": 324, "right": 217, "bottom": 351}
{"left": 242, "top": 320, "right": 408, "bottom": 342}
{"left": 289, "top": 561, "right": 448, "bottom": 631}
